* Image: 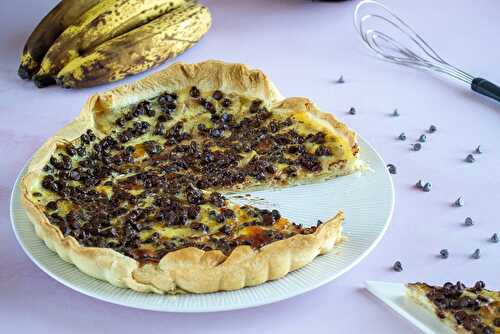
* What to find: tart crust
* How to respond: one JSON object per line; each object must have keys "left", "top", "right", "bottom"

{"left": 21, "top": 60, "right": 356, "bottom": 294}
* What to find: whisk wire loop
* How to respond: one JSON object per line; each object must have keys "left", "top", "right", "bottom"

{"left": 354, "top": 0, "right": 474, "bottom": 85}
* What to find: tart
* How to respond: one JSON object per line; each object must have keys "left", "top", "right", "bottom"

{"left": 21, "top": 60, "right": 361, "bottom": 294}
{"left": 407, "top": 281, "right": 500, "bottom": 334}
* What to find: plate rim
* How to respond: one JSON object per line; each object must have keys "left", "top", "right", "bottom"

{"left": 10, "top": 135, "right": 394, "bottom": 313}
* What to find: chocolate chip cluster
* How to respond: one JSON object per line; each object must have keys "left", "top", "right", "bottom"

{"left": 37, "top": 87, "right": 331, "bottom": 262}
{"left": 425, "top": 281, "right": 498, "bottom": 334}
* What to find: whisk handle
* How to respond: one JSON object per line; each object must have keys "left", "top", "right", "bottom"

{"left": 471, "top": 78, "right": 500, "bottom": 103}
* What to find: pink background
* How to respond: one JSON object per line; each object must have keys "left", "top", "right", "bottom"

{"left": 1, "top": 0, "right": 499, "bottom": 333}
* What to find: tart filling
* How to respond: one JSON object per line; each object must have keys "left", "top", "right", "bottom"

{"left": 407, "top": 281, "right": 500, "bottom": 334}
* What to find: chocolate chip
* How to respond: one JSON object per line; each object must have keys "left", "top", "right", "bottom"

{"left": 415, "top": 180, "right": 424, "bottom": 189}
{"left": 428, "top": 125, "right": 437, "bottom": 133}
{"left": 473, "top": 280, "right": 485, "bottom": 291}
{"left": 464, "top": 217, "right": 474, "bottom": 226}
{"left": 203, "top": 100, "right": 215, "bottom": 113}
{"left": 454, "top": 197, "right": 464, "bottom": 207}
{"left": 418, "top": 134, "right": 427, "bottom": 143}
{"left": 465, "top": 154, "right": 475, "bottom": 163}
{"left": 471, "top": 249, "right": 481, "bottom": 259}
{"left": 249, "top": 100, "right": 262, "bottom": 113}
{"left": 189, "top": 86, "right": 200, "bottom": 98}
{"left": 80, "top": 133, "right": 90, "bottom": 145}
{"left": 493, "top": 318, "right": 500, "bottom": 327}
{"left": 187, "top": 205, "right": 200, "bottom": 219}
{"left": 190, "top": 222, "right": 208, "bottom": 233}
{"left": 474, "top": 145, "right": 482, "bottom": 154}
{"left": 398, "top": 132, "right": 407, "bottom": 141}
{"left": 315, "top": 145, "right": 332, "bottom": 156}
{"left": 46, "top": 201, "right": 58, "bottom": 211}
{"left": 221, "top": 98, "right": 232, "bottom": 108}
{"left": 392, "top": 109, "right": 399, "bottom": 117}
{"left": 423, "top": 182, "right": 431, "bottom": 192}
{"left": 115, "top": 117, "right": 126, "bottom": 127}
{"left": 387, "top": 164, "right": 397, "bottom": 174}
{"left": 491, "top": 233, "right": 498, "bottom": 243}
{"left": 209, "top": 192, "right": 225, "bottom": 207}
{"left": 212, "top": 90, "right": 223, "bottom": 100}
{"left": 412, "top": 143, "right": 422, "bottom": 151}
{"left": 348, "top": 107, "right": 356, "bottom": 115}
{"left": 186, "top": 185, "right": 205, "bottom": 205}
{"left": 65, "top": 145, "right": 77, "bottom": 156}
{"left": 439, "top": 249, "right": 449, "bottom": 259}
{"left": 209, "top": 128, "right": 224, "bottom": 138}
{"left": 393, "top": 261, "right": 403, "bottom": 272}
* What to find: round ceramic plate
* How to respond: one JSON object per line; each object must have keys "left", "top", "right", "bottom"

{"left": 10, "top": 136, "right": 394, "bottom": 312}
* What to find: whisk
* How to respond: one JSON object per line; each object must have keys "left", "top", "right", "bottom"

{"left": 353, "top": 0, "right": 500, "bottom": 103}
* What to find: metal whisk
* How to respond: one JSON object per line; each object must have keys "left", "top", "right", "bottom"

{"left": 353, "top": 0, "right": 500, "bottom": 103}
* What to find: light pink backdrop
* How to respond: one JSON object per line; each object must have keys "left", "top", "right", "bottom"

{"left": 1, "top": 0, "right": 499, "bottom": 333}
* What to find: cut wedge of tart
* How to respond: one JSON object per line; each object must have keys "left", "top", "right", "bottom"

{"left": 21, "top": 60, "right": 361, "bottom": 294}
{"left": 407, "top": 281, "right": 500, "bottom": 334}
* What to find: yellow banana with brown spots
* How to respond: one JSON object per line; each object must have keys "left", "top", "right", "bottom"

{"left": 55, "top": 3, "right": 211, "bottom": 89}
{"left": 33, "top": 0, "right": 188, "bottom": 87}
{"left": 18, "top": 0, "right": 101, "bottom": 80}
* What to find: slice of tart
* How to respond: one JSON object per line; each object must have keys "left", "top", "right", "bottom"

{"left": 407, "top": 281, "right": 500, "bottom": 334}
{"left": 21, "top": 60, "right": 360, "bottom": 294}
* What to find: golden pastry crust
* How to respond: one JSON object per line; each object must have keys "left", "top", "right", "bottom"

{"left": 21, "top": 60, "right": 356, "bottom": 294}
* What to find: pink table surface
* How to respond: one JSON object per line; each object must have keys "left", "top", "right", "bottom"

{"left": 1, "top": 0, "right": 499, "bottom": 333}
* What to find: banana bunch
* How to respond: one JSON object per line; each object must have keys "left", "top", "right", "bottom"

{"left": 18, "top": 0, "right": 211, "bottom": 88}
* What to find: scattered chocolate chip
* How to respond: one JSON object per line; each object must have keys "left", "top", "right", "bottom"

{"left": 415, "top": 180, "right": 424, "bottom": 189}
{"left": 465, "top": 154, "right": 475, "bottom": 163}
{"left": 423, "top": 182, "right": 431, "bottom": 192}
{"left": 392, "top": 109, "right": 399, "bottom": 117}
{"left": 471, "top": 249, "right": 480, "bottom": 259}
{"left": 490, "top": 233, "right": 498, "bottom": 243}
{"left": 412, "top": 143, "right": 422, "bottom": 151}
{"left": 393, "top": 261, "right": 403, "bottom": 272}
{"left": 454, "top": 197, "right": 464, "bottom": 207}
{"left": 398, "top": 132, "right": 407, "bottom": 141}
{"left": 348, "top": 107, "right": 356, "bottom": 115}
{"left": 336, "top": 75, "right": 344, "bottom": 84}
{"left": 439, "top": 249, "right": 449, "bottom": 259}
{"left": 474, "top": 145, "right": 482, "bottom": 154}
{"left": 464, "top": 217, "right": 474, "bottom": 226}
{"left": 418, "top": 134, "right": 427, "bottom": 143}
{"left": 387, "top": 164, "right": 397, "bottom": 174}
{"left": 428, "top": 125, "right": 437, "bottom": 133}
{"left": 221, "top": 98, "right": 232, "bottom": 108}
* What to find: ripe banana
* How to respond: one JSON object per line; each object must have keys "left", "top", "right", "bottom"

{"left": 56, "top": 3, "right": 211, "bottom": 89}
{"left": 18, "top": 0, "right": 101, "bottom": 80}
{"left": 33, "top": 0, "right": 188, "bottom": 87}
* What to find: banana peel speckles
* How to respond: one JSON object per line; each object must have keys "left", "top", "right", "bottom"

{"left": 18, "top": 0, "right": 101, "bottom": 80}
{"left": 56, "top": 3, "right": 211, "bottom": 89}
{"left": 33, "top": 0, "right": 188, "bottom": 87}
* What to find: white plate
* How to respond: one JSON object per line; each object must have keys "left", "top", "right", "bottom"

{"left": 365, "top": 281, "right": 455, "bottom": 334}
{"left": 10, "top": 136, "right": 394, "bottom": 312}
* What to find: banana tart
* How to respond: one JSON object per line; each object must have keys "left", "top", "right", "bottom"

{"left": 407, "top": 281, "right": 500, "bottom": 334}
{"left": 21, "top": 61, "right": 361, "bottom": 294}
